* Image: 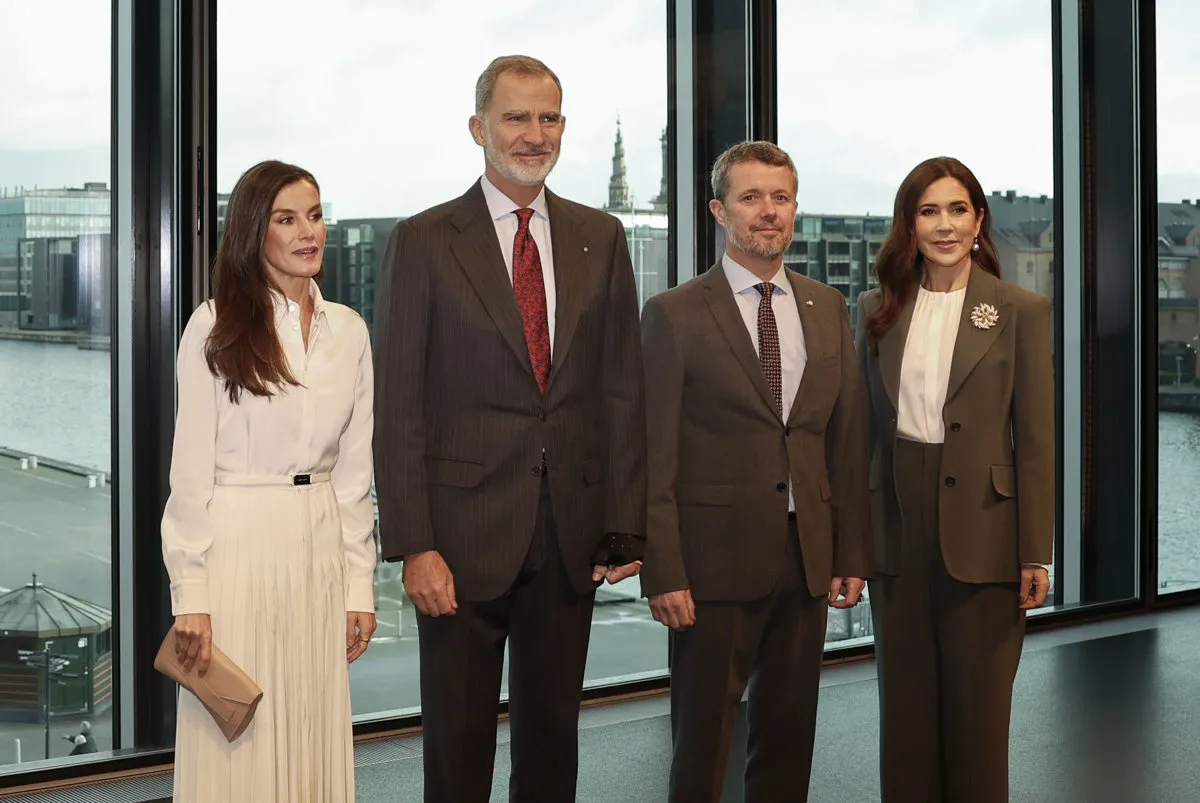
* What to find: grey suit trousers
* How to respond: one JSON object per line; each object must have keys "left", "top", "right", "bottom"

{"left": 416, "top": 477, "right": 595, "bottom": 803}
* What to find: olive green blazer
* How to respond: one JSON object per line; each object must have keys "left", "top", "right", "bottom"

{"left": 856, "top": 266, "right": 1055, "bottom": 582}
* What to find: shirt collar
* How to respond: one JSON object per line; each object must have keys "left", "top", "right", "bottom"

{"left": 721, "top": 253, "right": 790, "bottom": 296}
{"left": 480, "top": 174, "right": 550, "bottom": 223}
{"left": 270, "top": 278, "right": 332, "bottom": 333}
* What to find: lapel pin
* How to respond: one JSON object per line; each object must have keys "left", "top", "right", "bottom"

{"left": 805, "top": 299, "right": 814, "bottom": 306}
{"left": 583, "top": 246, "right": 589, "bottom": 253}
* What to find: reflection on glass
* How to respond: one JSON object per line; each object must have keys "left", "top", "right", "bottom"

{"left": 0, "top": 1, "right": 113, "bottom": 770}
{"left": 218, "top": 0, "right": 670, "bottom": 716}
{"left": 778, "top": 0, "right": 1054, "bottom": 636}
{"left": 1156, "top": 0, "right": 1200, "bottom": 594}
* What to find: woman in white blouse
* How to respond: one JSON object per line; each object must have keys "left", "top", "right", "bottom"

{"left": 856, "top": 157, "right": 1055, "bottom": 803}
{"left": 161, "top": 160, "right": 377, "bottom": 802}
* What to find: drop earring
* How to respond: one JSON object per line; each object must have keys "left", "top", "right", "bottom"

{"left": 972, "top": 238, "right": 980, "bottom": 252}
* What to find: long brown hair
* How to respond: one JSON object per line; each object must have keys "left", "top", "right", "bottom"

{"left": 205, "top": 160, "right": 321, "bottom": 402}
{"left": 866, "top": 156, "right": 1002, "bottom": 350}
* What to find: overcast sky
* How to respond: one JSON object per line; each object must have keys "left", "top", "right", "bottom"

{"left": 1, "top": 0, "right": 1197, "bottom": 218}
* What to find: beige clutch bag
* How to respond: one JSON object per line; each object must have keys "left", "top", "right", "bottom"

{"left": 154, "top": 626, "right": 263, "bottom": 742}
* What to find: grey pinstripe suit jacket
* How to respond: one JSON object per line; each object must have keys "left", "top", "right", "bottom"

{"left": 372, "top": 181, "right": 647, "bottom": 601}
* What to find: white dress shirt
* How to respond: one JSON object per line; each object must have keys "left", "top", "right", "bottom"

{"left": 723, "top": 254, "right": 808, "bottom": 511}
{"left": 480, "top": 174, "right": 557, "bottom": 355}
{"left": 160, "top": 280, "right": 378, "bottom": 615}
{"left": 897, "top": 285, "right": 966, "bottom": 444}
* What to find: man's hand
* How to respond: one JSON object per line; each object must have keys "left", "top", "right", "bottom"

{"left": 1019, "top": 566, "right": 1050, "bottom": 609}
{"left": 345, "top": 611, "right": 377, "bottom": 663}
{"left": 593, "top": 561, "right": 642, "bottom": 586}
{"left": 403, "top": 550, "right": 458, "bottom": 617}
{"left": 829, "top": 577, "right": 866, "bottom": 609}
{"left": 649, "top": 589, "right": 696, "bottom": 631}
{"left": 174, "top": 613, "right": 212, "bottom": 676}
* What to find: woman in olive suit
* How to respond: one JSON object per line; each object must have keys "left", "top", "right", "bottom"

{"left": 856, "top": 156, "right": 1055, "bottom": 803}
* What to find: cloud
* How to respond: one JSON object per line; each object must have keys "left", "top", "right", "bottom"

{"left": 216, "top": 0, "right": 667, "bottom": 217}
{"left": 777, "top": 0, "right": 1054, "bottom": 212}
{"left": 1157, "top": 0, "right": 1200, "bottom": 203}
{"left": 0, "top": 1, "right": 110, "bottom": 190}
{"left": 1, "top": 0, "right": 1196, "bottom": 218}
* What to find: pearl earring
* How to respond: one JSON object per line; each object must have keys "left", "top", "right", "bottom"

{"left": 972, "top": 238, "right": 980, "bottom": 252}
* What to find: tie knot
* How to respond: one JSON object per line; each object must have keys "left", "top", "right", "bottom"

{"left": 514, "top": 208, "right": 535, "bottom": 228}
{"left": 755, "top": 282, "right": 775, "bottom": 300}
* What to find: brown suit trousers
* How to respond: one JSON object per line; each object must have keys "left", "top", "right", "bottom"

{"left": 871, "top": 440, "right": 1024, "bottom": 803}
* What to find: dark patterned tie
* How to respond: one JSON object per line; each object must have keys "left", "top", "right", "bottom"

{"left": 512, "top": 208, "right": 551, "bottom": 395}
{"left": 755, "top": 282, "right": 783, "bottom": 415}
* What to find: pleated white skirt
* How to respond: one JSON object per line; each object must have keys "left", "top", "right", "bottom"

{"left": 173, "top": 479, "right": 354, "bottom": 803}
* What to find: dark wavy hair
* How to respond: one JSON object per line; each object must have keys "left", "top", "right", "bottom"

{"left": 204, "top": 160, "right": 321, "bottom": 402}
{"left": 866, "top": 156, "right": 1001, "bottom": 350}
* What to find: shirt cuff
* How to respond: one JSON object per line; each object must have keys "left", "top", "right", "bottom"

{"left": 346, "top": 576, "right": 376, "bottom": 614}
{"left": 592, "top": 532, "right": 645, "bottom": 566}
{"left": 169, "top": 580, "right": 210, "bottom": 616}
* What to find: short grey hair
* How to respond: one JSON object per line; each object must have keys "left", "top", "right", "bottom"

{"left": 710, "top": 141, "right": 798, "bottom": 202}
{"left": 474, "top": 55, "right": 563, "bottom": 116}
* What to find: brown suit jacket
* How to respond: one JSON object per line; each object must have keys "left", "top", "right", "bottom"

{"left": 856, "top": 265, "right": 1055, "bottom": 582}
{"left": 641, "top": 263, "right": 872, "bottom": 601}
{"left": 372, "top": 181, "right": 647, "bottom": 600}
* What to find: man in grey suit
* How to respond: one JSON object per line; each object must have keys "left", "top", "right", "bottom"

{"left": 372, "top": 55, "right": 647, "bottom": 803}
{"left": 640, "top": 141, "right": 872, "bottom": 802}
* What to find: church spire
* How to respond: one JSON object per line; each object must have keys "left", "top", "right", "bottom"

{"left": 651, "top": 127, "right": 668, "bottom": 213}
{"left": 605, "top": 115, "right": 630, "bottom": 212}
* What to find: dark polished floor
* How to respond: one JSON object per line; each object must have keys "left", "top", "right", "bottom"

{"left": 360, "top": 606, "right": 1200, "bottom": 803}
{"left": 4, "top": 606, "right": 1200, "bottom": 802}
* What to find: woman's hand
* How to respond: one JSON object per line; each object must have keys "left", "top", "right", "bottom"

{"left": 346, "top": 611, "right": 377, "bottom": 663}
{"left": 174, "top": 614, "right": 213, "bottom": 676}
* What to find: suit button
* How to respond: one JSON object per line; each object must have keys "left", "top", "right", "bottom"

{"left": 539, "top": 412, "right": 547, "bottom": 422}
{"left": 950, "top": 422, "right": 962, "bottom": 432}
{"left": 785, "top": 426, "right": 792, "bottom": 435}
{"left": 531, "top": 466, "right": 543, "bottom": 477}
{"left": 944, "top": 476, "right": 956, "bottom": 488}
{"left": 776, "top": 482, "right": 787, "bottom": 492}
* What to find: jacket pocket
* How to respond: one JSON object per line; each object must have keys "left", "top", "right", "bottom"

{"left": 677, "top": 482, "right": 734, "bottom": 506}
{"left": 818, "top": 477, "right": 832, "bottom": 502}
{"left": 425, "top": 457, "right": 485, "bottom": 488}
{"left": 990, "top": 464, "right": 1017, "bottom": 498}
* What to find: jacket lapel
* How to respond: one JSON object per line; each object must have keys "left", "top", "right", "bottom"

{"left": 785, "top": 271, "right": 826, "bottom": 425}
{"left": 448, "top": 182, "right": 532, "bottom": 376}
{"left": 946, "top": 265, "right": 1009, "bottom": 402}
{"left": 546, "top": 189, "right": 586, "bottom": 384}
{"left": 701, "top": 264, "right": 781, "bottom": 420}
{"left": 878, "top": 288, "right": 917, "bottom": 412}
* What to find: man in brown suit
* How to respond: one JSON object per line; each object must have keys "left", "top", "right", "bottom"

{"left": 372, "top": 55, "right": 646, "bottom": 803}
{"left": 640, "top": 141, "right": 872, "bottom": 803}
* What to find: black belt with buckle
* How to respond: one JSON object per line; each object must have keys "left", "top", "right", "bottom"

{"left": 293, "top": 474, "right": 312, "bottom": 485}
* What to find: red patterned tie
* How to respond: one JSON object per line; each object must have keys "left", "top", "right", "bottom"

{"left": 512, "top": 208, "right": 551, "bottom": 394}
{"left": 755, "top": 282, "right": 783, "bottom": 415}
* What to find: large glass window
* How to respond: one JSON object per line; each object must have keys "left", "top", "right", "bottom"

{"left": 0, "top": 1, "right": 113, "bottom": 768}
{"left": 218, "top": 0, "right": 671, "bottom": 718}
{"left": 778, "top": 1, "right": 1055, "bottom": 642}
{"left": 1156, "top": 0, "right": 1200, "bottom": 595}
